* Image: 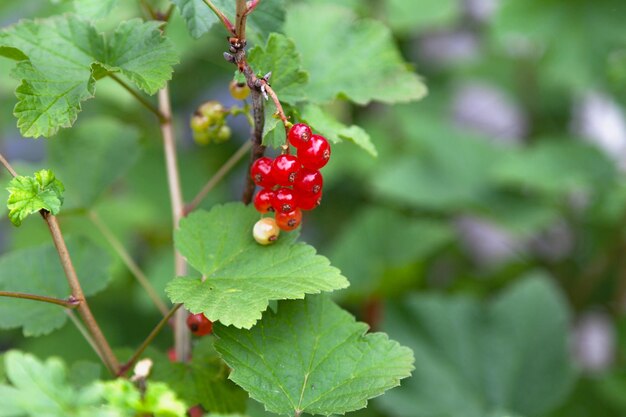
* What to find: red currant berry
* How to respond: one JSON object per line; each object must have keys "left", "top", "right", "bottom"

{"left": 288, "top": 123, "right": 312, "bottom": 149}
{"left": 167, "top": 348, "right": 177, "bottom": 362}
{"left": 188, "top": 405, "right": 205, "bottom": 417}
{"left": 298, "top": 134, "right": 331, "bottom": 170}
{"left": 272, "top": 154, "right": 301, "bottom": 186}
{"left": 298, "top": 191, "right": 322, "bottom": 211}
{"left": 253, "top": 218, "right": 280, "bottom": 245}
{"left": 295, "top": 168, "right": 323, "bottom": 195}
{"left": 253, "top": 189, "right": 275, "bottom": 213}
{"left": 272, "top": 187, "right": 299, "bottom": 213}
{"left": 250, "top": 157, "right": 275, "bottom": 188}
{"left": 186, "top": 313, "right": 213, "bottom": 336}
{"left": 276, "top": 208, "right": 303, "bottom": 231}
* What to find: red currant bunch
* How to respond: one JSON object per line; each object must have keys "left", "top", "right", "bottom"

{"left": 250, "top": 123, "right": 330, "bottom": 234}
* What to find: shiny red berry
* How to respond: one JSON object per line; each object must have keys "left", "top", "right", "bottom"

{"left": 298, "top": 134, "right": 331, "bottom": 170}
{"left": 253, "top": 189, "right": 275, "bottom": 213}
{"left": 250, "top": 157, "right": 275, "bottom": 188}
{"left": 186, "top": 313, "right": 213, "bottom": 336}
{"left": 298, "top": 191, "right": 322, "bottom": 211}
{"left": 272, "top": 154, "right": 300, "bottom": 186}
{"left": 272, "top": 187, "right": 299, "bottom": 213}
{"left": 288, "top": 123, "right": 312, "bottom": 149}
{"left": 295, "top": 169, "right": 323, "bottom": 195}
{"left": 276, "top": 208, "right": 302, "bottom": 231}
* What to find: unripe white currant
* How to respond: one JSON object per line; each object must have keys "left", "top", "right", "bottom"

{"left": 253, "top": 218, "right": 280, "bottom": 245}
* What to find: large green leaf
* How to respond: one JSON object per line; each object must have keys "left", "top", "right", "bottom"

{"left": 384, "top": 0, "right": 459, "bottom": 34}
{"left": 151, "top": 338, "right": 247, "bottom": 414}
{"left": 166, "top": 203, "right": 349, "bottom": 328}
{"left": 173, "top": 0, "right": 285, "bottom": 41}
{"left": 0, "top": 237, "right": 112, "bottom": 336}
{"left": 214, "top": 295, "right": 414, "bottom": 416}
{"left": 0, "top": 351, "right": 109, "bottom": 417}
{"left": 327, "top": 208, "right": 453, "bottom": 299}
{"left": 248, "top": 33, "right": 308, "bottom": 104}
{"left": 284, "top": 4, "right": 426, "bottom": 105}
{"left": 378, "top": 275, "right": 576, "bottom": 417}
{"left": 6, "top": 169, "right": 65, "bottom": 226}
{"left": 0, "top": 16, "right": 177, "bottom": 137}
{"left": 48, "top": 117, "right": 141, "bottom": 209}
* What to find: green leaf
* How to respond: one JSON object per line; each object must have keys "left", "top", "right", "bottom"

{"left": 494, "top": 139, "right": 616, "bottom": 196}
{"left": 327, "top": 208, "right": 453, "bottom": 299}
{"left": 74, "top": 0, "right": 119, "bottom": 19}
{"left": 101, "top": 379, "right": 187, "bottom": 417}
{"left": 173, "top": 0, "right": 285, "bottom": 42}
{"left": 384, "top": 0, "right": 459, "bottom": 34}
{"left": 284, "top": 4, "right": 427, "bottom": 105}
{"left": 6, "top": 169, "right": 65, "bottom": 226}
{"left": 0, "top": 16, "right": 177, "bottom": 137}
{"left": 301, "top": 104, "right": 377, "bottom": 157}
{"left": 214, "top": 295, "right": 414, "bottom": 416}
{"left": 166, "top": 203, "right": 349, "bottom": 328}
{"left": 152, "top": 338, "right": 247, "bottom": 414}
{"left": 48, "top": 117, "right": 141, "bottom": 209}
{"left": 248, "top": 33, "right": 308, "bottom": 104}
{"left": 0, "top": 237, "right": 112, "bottom": 336}
{"left": 378, "top": 275, "right": 576, "bottom": 417}
{"left": 0, "top": 351, "right": 109, "bottom": 417}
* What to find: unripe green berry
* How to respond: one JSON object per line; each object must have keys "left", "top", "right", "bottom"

{"left": 229, "top": 80, "right": 250, "bottom": 100}
{"left": 214, "top": 125, "right": 231, "bottom": 143}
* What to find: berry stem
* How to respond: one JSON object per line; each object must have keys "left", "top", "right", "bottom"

{"left": 261, "top": 80, "right": 291, "bottom": 137}
{"left": 203, "top": 0, "right": 236, "bottom": 36}
{"left": 88, "top": 209, "right": 170, "bottom": 317}
{"left": 117, "top": 303, "right": 183, "bottom": 377}
{"left": 157, "top": 84, "right": 192, "bottom": 363}
{"left": 0, "top": 291, "right": 79, "bottom": 308}
{"left": 185, "top": 140, "right": 252, "bottom": 214}
{"left": 108, "top": 73, "right": 167, "bottom": 123}
{"left": 0, "top": 152, "right": 18, "bottom": 177}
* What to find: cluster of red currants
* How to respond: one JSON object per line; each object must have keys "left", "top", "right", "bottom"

{"left": 250, "top": 123, "right": 331, "bottom": 234}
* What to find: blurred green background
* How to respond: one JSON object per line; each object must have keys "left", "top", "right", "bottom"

{"left": 2, "top": 0, "right": 626, "bottom": 416}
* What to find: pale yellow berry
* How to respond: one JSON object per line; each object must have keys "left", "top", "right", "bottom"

{"left": 253, "top": 218, "right": 280, "bottom": 245}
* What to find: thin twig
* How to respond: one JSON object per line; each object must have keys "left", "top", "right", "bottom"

{"left": 0, "top": 291, "right": 79, "bottom": 308}
{"left": 158, "top": 85, "right": 191, "bottom": 362}
{"left": 235, "top": 0, "right": 248, "bottom": 41}
{"left": 117, "top": 303, "right": 182, "bottom": 377}
{"left": 44, "top": 213, "right": 120, "bottom": 375}
{"left": 109, "top": 73, "right": 166, "bottom": 123}
{"left": 0, "top": 152, "right": 17, "bottom": 177}
{"left": 203, "top": 0, "right": 236, "bottom": 35}
{"left": 185, "top": 141, "right": 252, "bottom": 214}
{"left": 66, "top": 310, "right": 106, "bottom": 365}
{"left": 88, "top": 210, "right": 170, "bottom": 317}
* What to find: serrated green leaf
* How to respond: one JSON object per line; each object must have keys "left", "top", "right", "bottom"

{"left": 152, "top": 338, "right": 247, "bottom": 414}
{"left": 248, "top": 33, "right": 308, "bottom": 104}
{"left": 173, "top": 0, "right": 285, "bottom": 42}
{"left": 284, "top": 4, "right": 426, "bottom": 105}
{"left": 6, "top": 169, "right": 65, "bottom": 226}
{"left": 0, "top": 237, "right": 112, "bottom": 336}
{"left": 0, "top": 351, "right": 110, "bottom": 417}
{"left": 48, "top": 117, "right": 141, "bottom": 209}
{"left": 301, "top": 104, "right": 377, "bottom": 157}
{"left": 327, "top": 208, "right": 453, "bottom": 299}
{"left": 214, "top": 295, "right": 414, "bottom": 416}
{"left": 166, "top": 203, "right": 349, "bottom": 328}
{"left": 74, "top": 0, "right": 119, "bottom": 19}
{"left": 101, "top": 379, "right": 187, "bottom": 417}
{"left": 378, "top": 275, "right": 575, "bottom": 417}
{"left": 0, "top": 16, "right": 177, "bottom": 137}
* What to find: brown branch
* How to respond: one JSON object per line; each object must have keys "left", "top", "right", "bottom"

{"left": 117, "top": 303, "right": 182, "bottom": 376}
{"left": 0, "top": 291, "right": 79, "bottom": 308}
{"left": 88, "top": 210, "right": 170, "bottom": 317}
{"left": 44, "top": 213, "right": 120, "bottom": 375}
{"left": 185, "top": 140, "right": 252, "bottom": 214}
{"left": 158, "top": 85, "right": 191, "bottom": 362}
